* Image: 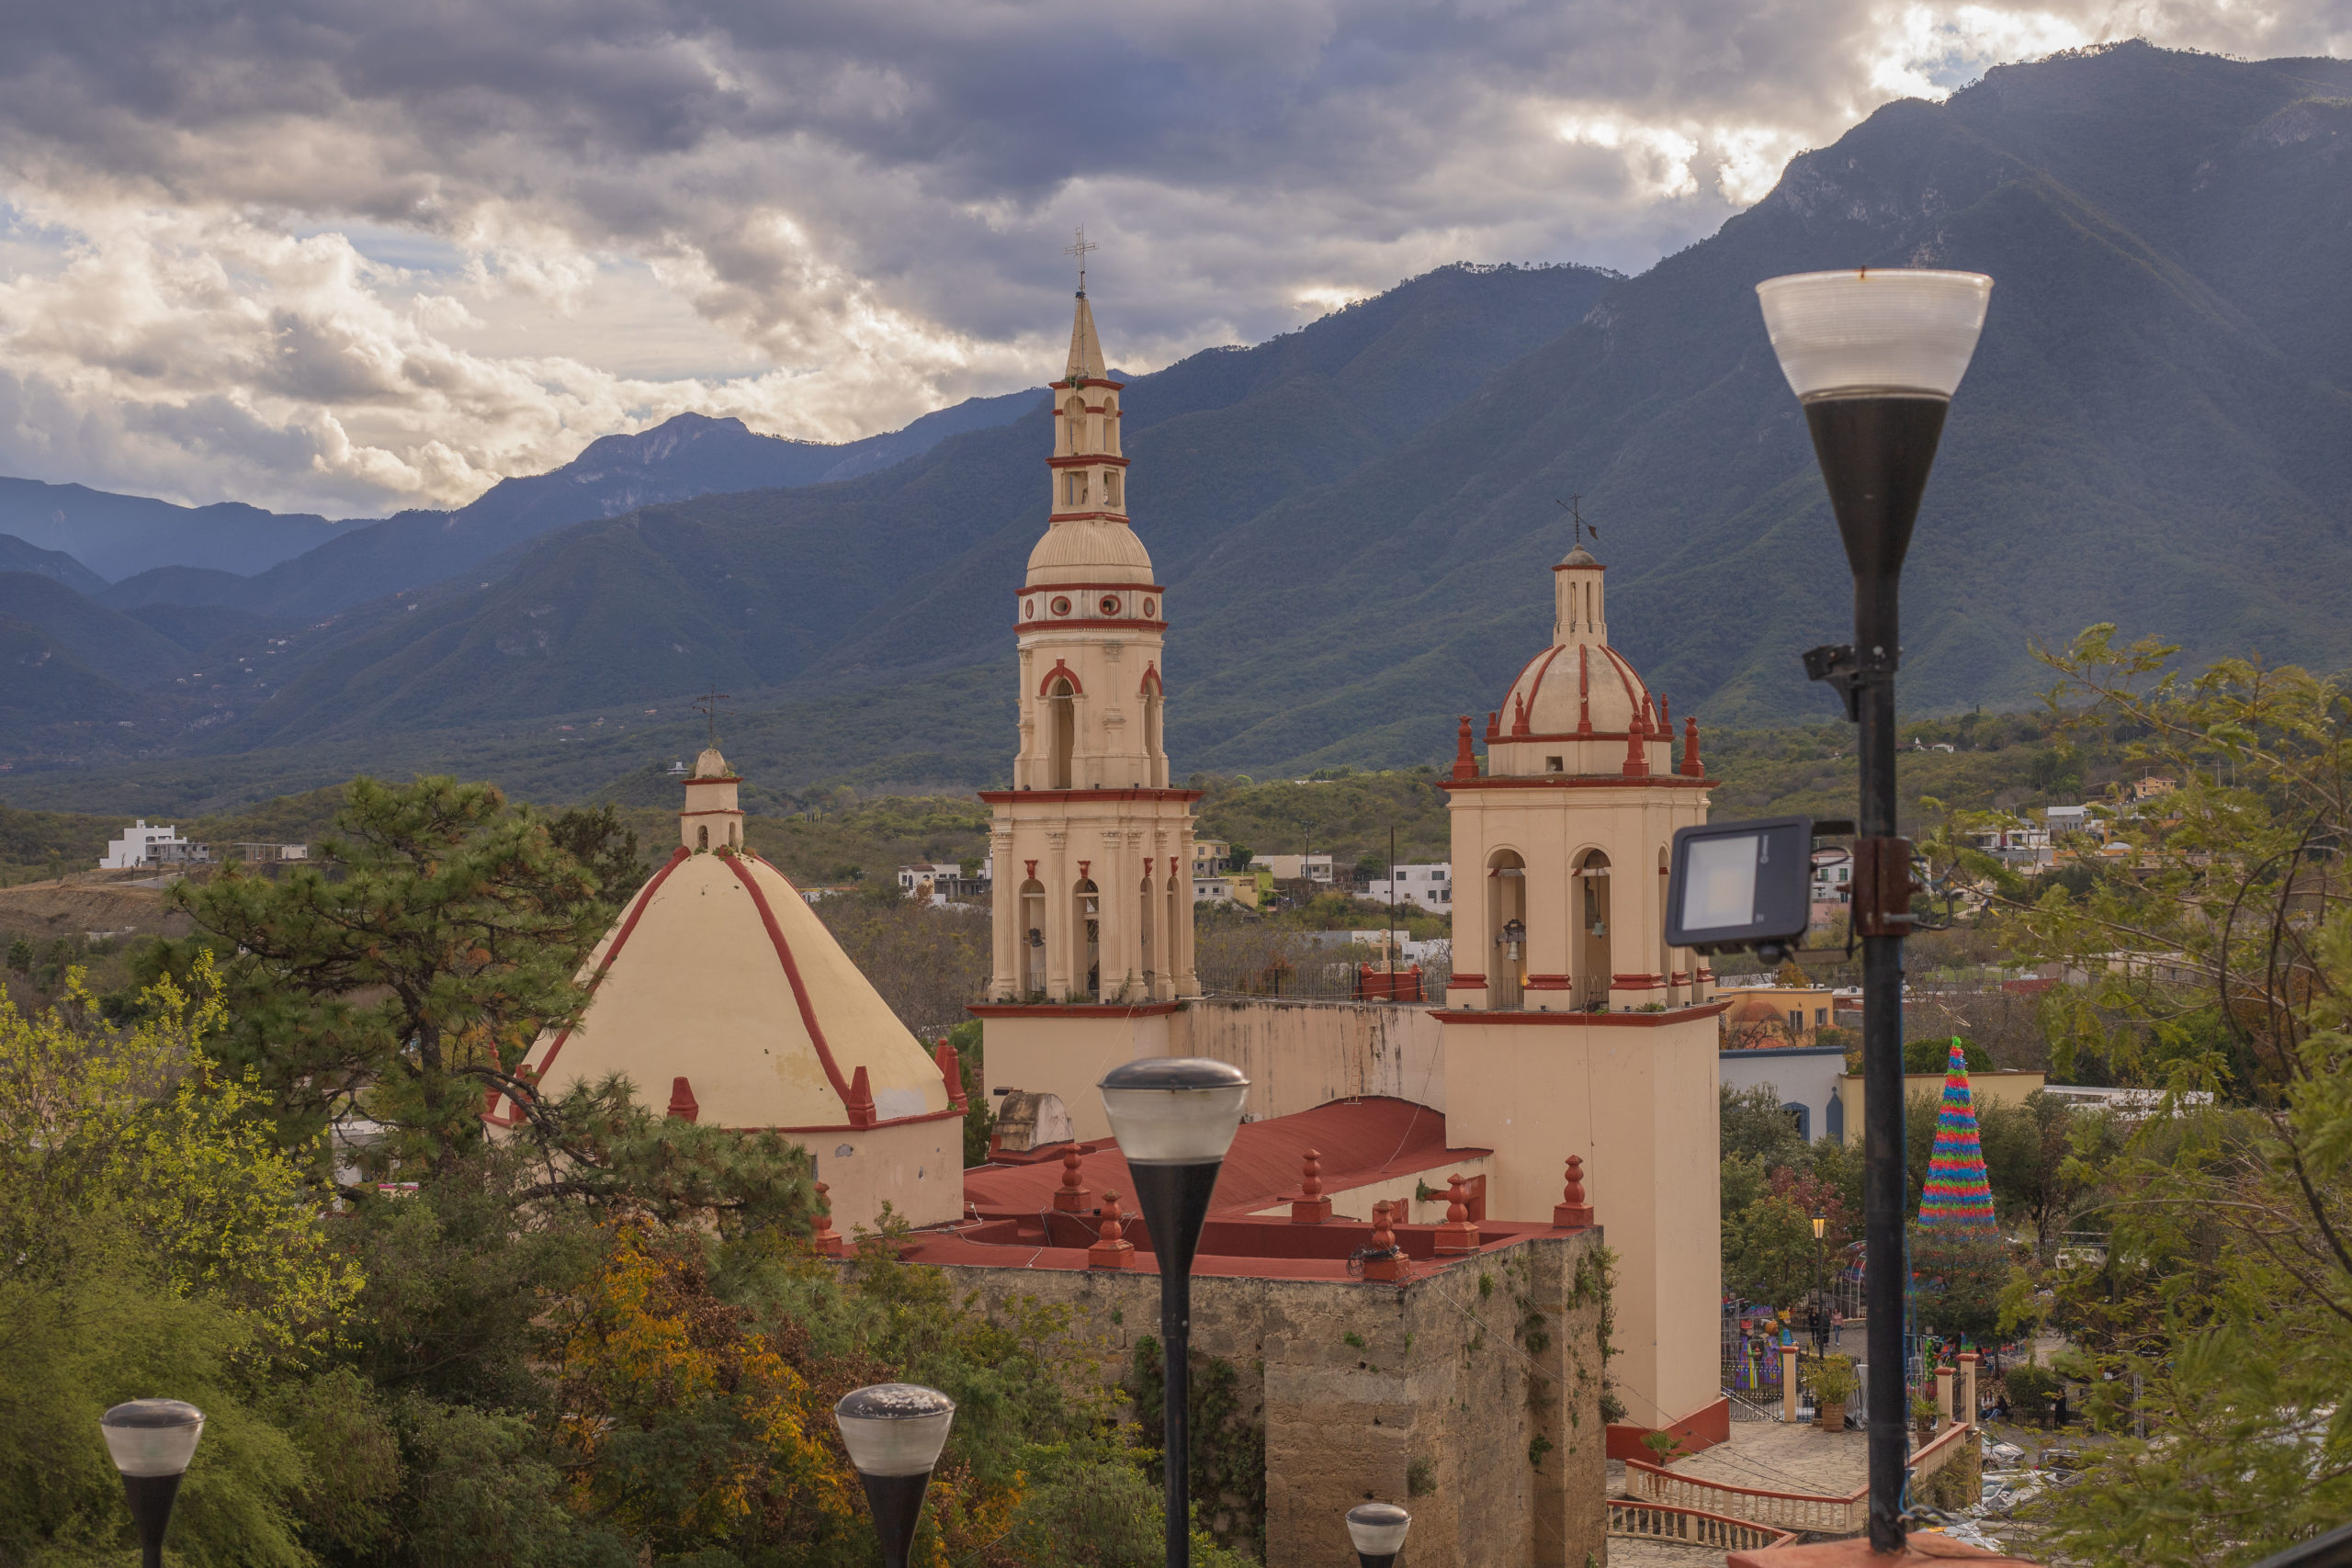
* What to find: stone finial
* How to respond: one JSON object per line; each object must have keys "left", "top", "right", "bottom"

{"left": 1363, "top": 1199, "right": 1407, "bottom": 1282}
{"left": 812, "top": 1180, "right": 845, "bottom": 1258}
{"left": 1290, "top": 1147, "right": 1333, "bottom": 1223}
{"left": 1052, "top": 1147, "right": 1091, "bottom": 1213}
{"left": 1453, "top": 716, "right": 1478, "bottom": 782}
{"left": 845, "top": 1064, "right": 877, "bottom": 1130}
{"left": 1658, "top": 694, "right": 1669, "bottom": 737}
{"left": 1554, "top": 1154, "right": 1594, "bottom": 1229}
{"left": 1682, "top": 713, "right": 1704, "bottom": 777}
{"left": 934, "top": 1039, "right": 967, "bottom": 1110}
{"left": 1621, "top": 723, "right": 1650, "bottom": 777}
{"left": 1485, "top": 710, "right": 1501, "bottom": 743}
{"left": 1089, "top": 1190, "right": 1136, "bottom": 1269}
{"left": 1434, "top": 1173, "right": 1480, "bottom": 1255}
{"left": 1511, "top": 692, "right": 1530, "bottom": 737}
{"left": 667, "top": 1076, "right": 700, "bottom": 1122}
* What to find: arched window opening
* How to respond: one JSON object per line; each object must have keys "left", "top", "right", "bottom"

{"left": 1144, "top": 690, "right": 1162, "bottom": 768}
{"left": 1487, "top": 849, "right": 1527, "bottom": 1011}
{"left": 1576, "top": 849, "right": 1612, "bottom": 1011}
{"left": 730, "top": 820, "right": 740, "bottom": 848}
{"left": 1075, "top": 877, "right": 1102, "bottom": 1000}
{"left": 1105, "top": 469, "right": 1121, "bottom": 508}
{"left": 1139, "top": 874, "right": 1155, "bottom": 993}
{"left": 696, "top": 824, "right": 709, "bottom": 852}
{"left": 1047, "top": 678, "right": 1076, "bottom": 789}
{"left": 1019, "top": 878, "right": 1046, "bottom": 998}
{"left": 1065, "top": 395, "right": 1086, "bottom": 452}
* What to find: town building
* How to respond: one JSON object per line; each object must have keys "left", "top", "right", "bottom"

{"left": 1718, "top": 1043, "right": 1850, "bottom": 1142}
{"left": 896, "top": 861, "right": 988, "bottom": 903}
{"left": 1248, "top": 852, "right": 1334, "bottom": 885}
{"left": 99, "top": 819, "right": 196, "bottom": 869}
{"left": 1829, "top": 1067, "right": 2047, "bottom": 1148}
{"left": 486, "top": 748, "right": 965, "bottom": 1232}
{"left": 1363, "top": 862, "right": 1452, "bottom": 911}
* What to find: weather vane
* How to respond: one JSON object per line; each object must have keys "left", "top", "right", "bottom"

{"left": 1064, "top": 225, "right": 1098, "bottom": 295}
{"left": 1555, "top": 495, "right": 1600, "bottom": 549}
{"left": 694, "top": 684, "right": 733, "bottom": 750}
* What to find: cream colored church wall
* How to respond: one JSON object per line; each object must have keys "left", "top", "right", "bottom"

{"left": 811, "top": 1116, "right": 966, "bottom": 1232}
{"left": 980, "top": 998, "right": 1445, "bottom": 1145}
{"left": 1442, "top": 1010, "right": 1724, "bottom": 1427}
{"left": 1169, "top": 998, "right": 1446, "bottom": 1118}
{"left": 978, "top": 1009, "right": 1183, "bottom": 1143}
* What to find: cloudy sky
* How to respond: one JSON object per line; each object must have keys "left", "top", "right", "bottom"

{"left": 2, "top": 0, "right": 2346, "bottom": 518}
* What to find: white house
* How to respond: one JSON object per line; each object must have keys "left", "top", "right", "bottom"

{"left": 1719, "top": 1043, "right": 1850, "bottom": 1144}
{"left": 100, "top": 820, "right": 191, "bottom": 870}
{"left": 1363, "top": 863, "right": 1452, "bottom": 911}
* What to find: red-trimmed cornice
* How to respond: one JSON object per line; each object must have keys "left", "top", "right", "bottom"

{"left": 1552, "top": 561, "right": 1609, "bottom": 572}
{"left": 1441, "top": 774, "right": 1713, "bottom": 792}
{"left": 1046, "top": 454, "right": 1132, "bottom": 469}
{"left": 1488, "top": 730, "right": 1661, "bottom": 744}
{"left": 978, "top": 788, "right": 1202, "bottom": 805}
{"left": 1017, "top": 581, "right": 1166, "bottom": 596}
{"left": 679, "top": 807, "right": 745, "bottom": 818}
{"left": 1046, "top": 509, "right": 1135, "bottom": 524}
{"left": 1057, "top": 378, "right": 1125, "bottom": 391}
{"left": 967, "top": 1001, "right": 1184, "bottom": 1018}
{"left": 683, "top": 774, "right": 742, "bottom": 784}
{"left": 1435, "top": 1000, "right": 1731, "bottom": 1027}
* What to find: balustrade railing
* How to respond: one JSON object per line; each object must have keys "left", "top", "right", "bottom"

{"left": 1606, "top": 1499, "right": 1798, "bottom": 1551}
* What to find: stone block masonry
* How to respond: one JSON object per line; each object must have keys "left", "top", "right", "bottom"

{"left": 933, "top": 1228, "right": 1609, "bottom": 1568}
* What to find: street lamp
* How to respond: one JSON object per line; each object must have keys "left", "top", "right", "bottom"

{"left": 1811, "top": 1210, "right": 1831, "bottom": 1359}
{"left": 833, "top": 1382, "right": 957, "bottom": 1568}
{"left": 1758, "top": 266, "right": 1991, "bottom": 1552}
{"left": 1100, "top": 1057, "right": 1250, "bottom": 1568}
{"left": 100, "top": 1399, "right": 205, "bottom": 1568}
{"left": 1346, "top": 1501, "right": 1413, "bottom": 1568}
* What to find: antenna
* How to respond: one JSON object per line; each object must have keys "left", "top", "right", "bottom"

{"left": 694, "top": 684, "right": 734, "bottom": 750}
{"left": 1063, "top": 225, "right": 1099, "bottom": 295}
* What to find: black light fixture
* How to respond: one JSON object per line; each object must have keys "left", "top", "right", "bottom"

{"left": 1812, "top": 1209, "right": 1828, "bottom": 1242}
{"left": 1099, "top": 1057, "right": 1250, "bottom": 1568}
{"left": 833, "top": 1382, "right": 956, "bottom": 1568}
{"left": 1758, "top": 265, "right": 1991, "bottom": 1552}
{"left": 1346, "top": 1502, "right": 1411, "bottom": 1567}
{"left": 100, "top": 1399, "right": 205, "bottom": 1568}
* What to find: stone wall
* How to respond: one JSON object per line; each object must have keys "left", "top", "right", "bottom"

{"left": 936, "top": 1229, "right": 1609, "bottom": 1568}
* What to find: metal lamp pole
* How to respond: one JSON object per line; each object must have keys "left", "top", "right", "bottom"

{"left": 100, "top": 1400, "right": 205, "bottom": 1568}
{"left": 1101, "top": 1057, "right": 1251, "bottom": 1568}
{"left": 833, "top": 1382, "right": 957, "bottom": 1568}
{"left": 1758, "top": 267, "right": 1991, "bottom": 1551}
{"left": 1812, "top": 1210, "right": 1830, "bottom": 1359}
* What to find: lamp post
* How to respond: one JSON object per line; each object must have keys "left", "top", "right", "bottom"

{"left": 1758, "top": 267, "right": 1991, "bottom": 1551}
{"left": 1100, "top": 1057, "right": 1250, "bottom": 1568}
{"left": 833, "top": 1382, "right": 957, "bottom": 1568}
{"left": 1811, "top": 1210, "right": 1830, "bottom": 1359}
{"left": 100, "top": 1399, "right": 205, "bottom": 1568}
{"left": 1346, "top": 1501, "right": 1412, "bottom": 1568}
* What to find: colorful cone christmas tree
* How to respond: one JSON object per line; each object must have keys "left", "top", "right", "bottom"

{"left": 1917, "top": 1038, "right": 1998, "bottom": 1234}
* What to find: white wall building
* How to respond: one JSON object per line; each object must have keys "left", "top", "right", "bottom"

{"left": 1718, "top": 1043, "right": 1850, "bottom": 1144}
{"left": 100, "top": 820, "right": 190, "bottom": 870}
{"left": 1363, "top": 863, "right": 1452, "bottom": 911}
{"left": 1250, "top": 852, "right": 1334, "bottom": 884}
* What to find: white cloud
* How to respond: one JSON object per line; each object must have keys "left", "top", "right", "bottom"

{"left": 0, "top": 0, "right": 2346, "bottom": 516}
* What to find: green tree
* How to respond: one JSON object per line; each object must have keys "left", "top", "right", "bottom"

{"left": 545, "top": 801, "right": 646, "bottom": 906}
{"left": 1943, "top": 629, "right": 2352, "bottom": 1565}
{"left": 172, "top": 775, "right": 609, "bottom": 1163}
{"left": 1720, "top": 1083, "right": 1805, "bottom": 1168}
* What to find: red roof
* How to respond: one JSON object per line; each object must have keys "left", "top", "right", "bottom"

{"left": 964, "top": 1095, "right": 1484, "bottom": 1219}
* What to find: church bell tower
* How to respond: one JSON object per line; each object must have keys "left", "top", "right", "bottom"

{"left": 973, "top": 282, "right": 1200, "bottom": 1115}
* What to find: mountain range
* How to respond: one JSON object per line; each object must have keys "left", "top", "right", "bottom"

{"left": 4, "top": 41, "right": 2350, "bottom": 814}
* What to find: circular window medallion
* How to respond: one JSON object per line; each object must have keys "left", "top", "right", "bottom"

{"left": 1141, "top": 598, "right": 1157, "bottom": 617}
{"left": 1050, "top": 596, "right": 1071, "bottom": 616}
{"left": 1099, "top": 594, "right": 1121, "bottom": 616}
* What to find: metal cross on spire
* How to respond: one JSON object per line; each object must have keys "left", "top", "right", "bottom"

{"left": 1064, "top": 225, "right": 1098, "bottom": 295}
{"left": 1554, "top": 495, "right": 1600, "bottom": 549}
{"left": 694, "top": 684, "right": 733, "bottom": 750}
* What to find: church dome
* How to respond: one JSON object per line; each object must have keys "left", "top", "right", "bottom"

{"left": 1025, "top": 518, "right": 1155, "bottom": 587}
{"left": 1500, "top": 638, "right": 1655, "bottom": 738}
{"left": 493, "top": 754, "right": 955, "bottom": 1137}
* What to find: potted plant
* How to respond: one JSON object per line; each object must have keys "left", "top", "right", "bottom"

{"left": 1912, "top": 1391, "right": 1941, "bottom": 1438}
{"left": 1814, "top": 1355, "right": 1857, "bottom": 1431}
